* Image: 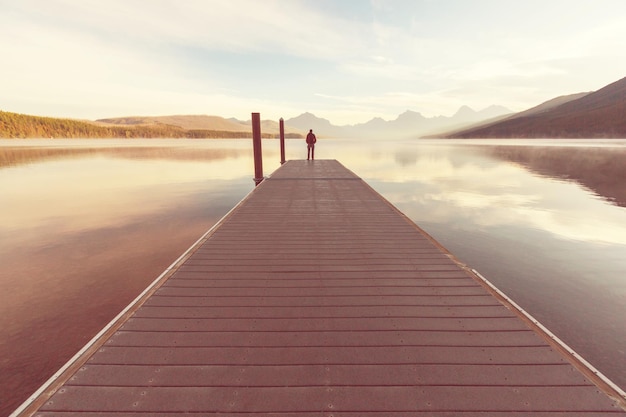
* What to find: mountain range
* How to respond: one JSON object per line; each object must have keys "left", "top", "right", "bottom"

{"left": 444, "top": 76, "right": 626, "bottom": 138}
{"left": 97, "top": 105, "right": 513, "bottom": 139}
{"left": 284, "top": 105, "right": 511, "bottom": 139}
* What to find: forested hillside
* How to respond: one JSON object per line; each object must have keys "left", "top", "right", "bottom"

{"left": 0, "top": 111, "right": 264, "bottom": 139}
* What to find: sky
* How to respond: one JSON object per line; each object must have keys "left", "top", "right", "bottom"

{"left": 1, "top": 0, "right": 625, "bottom": 125}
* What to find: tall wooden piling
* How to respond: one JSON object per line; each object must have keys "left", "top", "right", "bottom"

{"left": 251, "top": 112, "right": 263, "bottom": 185}
{"left": 279, "top": 117, "right": 286, "bottom": 165}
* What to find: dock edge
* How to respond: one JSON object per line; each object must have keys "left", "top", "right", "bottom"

{"left": 470, "top": 268, "right": 626, "bottom": 411}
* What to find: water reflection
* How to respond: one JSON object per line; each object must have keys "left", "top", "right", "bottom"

{"left": 325, "top": 140, "right": 626, "bottom": 245}
{"left": 0, "top": 140, "right": 253, "bottom": 168}
{"left": 486, "top": 145, "right": 626, "bottom": 207}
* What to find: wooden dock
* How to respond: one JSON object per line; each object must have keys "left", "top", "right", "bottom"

{"left": 15, "top": 160, "right": 626, "bottom": 416}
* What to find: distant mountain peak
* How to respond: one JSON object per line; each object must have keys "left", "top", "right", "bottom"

{"left": 453, "top": 105, "right": 477, "bottom": 118}
{"left": 396, "top": 110, "right": 425, "bottom": 120}
{"left": 483, "top": 104, "right": 508, "bottom": 111}
{"left": 285, "top": 112, "right": 340, "bottom": 137}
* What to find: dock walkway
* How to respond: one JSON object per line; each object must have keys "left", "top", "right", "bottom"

{"left": 18, "top": 160, "right": 626, "bottom": 416}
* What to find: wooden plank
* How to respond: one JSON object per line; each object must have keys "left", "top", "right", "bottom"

{"left": 162, "top": 278, "right": 479, "bottom": 288}
{"left": 33, "top": 413, "right": 624, "bottom": 417}
{"left": 141, "top": 295, "right": 499, "bottom": 307}
{"left": 68, "top": 363, "right": 591, "bottom": 387}
{"left": 85, "top": 345, "right": 569, "bottom": 366}
{"left": 131, "top": 305, "right": 518, "bottom": 320}
{"left": 121, "top": 316, "right": 526, "bottom": 332}
{"left": 105, "top": 329, "right": 543, "bottom": 348}
{"left": 23, "top": 160, "right": 625, "bottom": 416}
{"left": 40, "top": 386, "right": 620, "bottom": 413}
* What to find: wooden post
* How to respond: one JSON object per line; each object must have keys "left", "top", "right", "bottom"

{"left": 251, "top": 112, "right": 263, "bottom": 186}
{"left": 279, "top": 117, "right": 286, "bottom": 165}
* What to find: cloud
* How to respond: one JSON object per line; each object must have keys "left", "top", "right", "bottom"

{"left": 2, "top": 0, "right": 626, "bottom": 123}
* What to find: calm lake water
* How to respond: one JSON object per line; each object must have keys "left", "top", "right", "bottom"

{"left": 1, "top": 138, "right": 626, "bottom": 415}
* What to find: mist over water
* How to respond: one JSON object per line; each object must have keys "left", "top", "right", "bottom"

{"left": 1, "top": 138, "right": 625, "bottom": 415}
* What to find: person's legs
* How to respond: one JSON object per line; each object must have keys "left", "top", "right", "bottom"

{"left": 307, "top": 145, "right": 311, "bottom": 160}
{"left": 311, "top": 145, "right": 314, "bottom": 160}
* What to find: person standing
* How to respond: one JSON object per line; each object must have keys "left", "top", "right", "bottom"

{"left": 306, "top": 129, "right": 317, "bottom": 160}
